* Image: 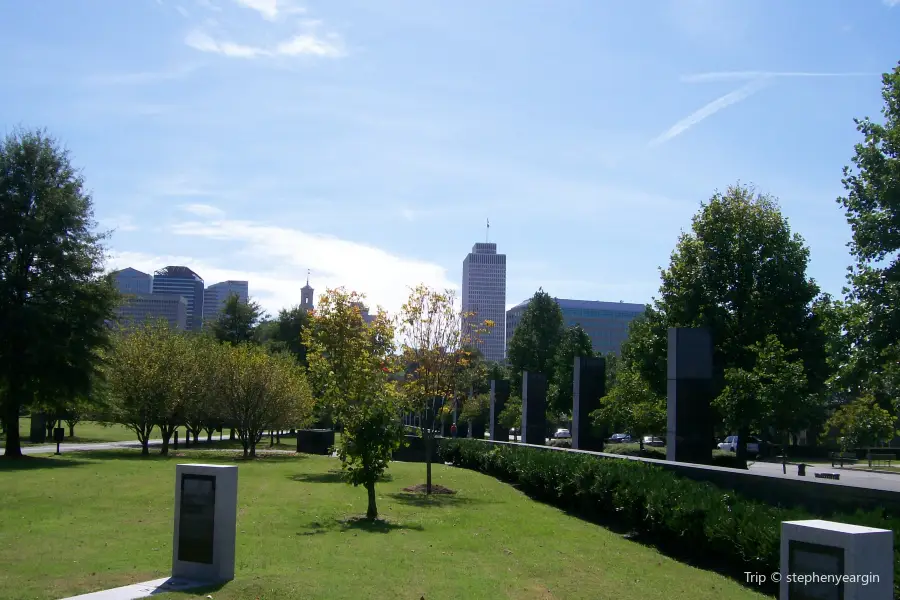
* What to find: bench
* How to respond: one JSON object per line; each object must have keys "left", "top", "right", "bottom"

{"left": 815, "top": 472, "right": 841, "bottom": 481}
{"left": 867, "top": 453, "right": 894, "bottom": 468}
{"left": 830, "top": 452, "right": 858, "bottom": 467}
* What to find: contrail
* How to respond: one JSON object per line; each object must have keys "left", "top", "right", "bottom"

{"left": 682, "top": 71, "right": 876, "bottom": 83}
{"left": 648, "top": 77, "right": 771, "bottom": 147}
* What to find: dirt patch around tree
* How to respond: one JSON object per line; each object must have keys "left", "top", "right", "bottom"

{"left": 402, "top": 484, "right": 456, "bottom": 494}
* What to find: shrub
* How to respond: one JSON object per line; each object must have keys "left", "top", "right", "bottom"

{"left": 438, "top": 439, "right": 900, "bottom": 596}
{"left": 549, "top": 438, "right": 571, "bottom": 449}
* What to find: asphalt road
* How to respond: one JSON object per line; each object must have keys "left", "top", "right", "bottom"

{"left": 0, "top": 438, "right": 163, "bottom": 456}
{"left": 746, "top": 459, "right": 900, "bottom": 492}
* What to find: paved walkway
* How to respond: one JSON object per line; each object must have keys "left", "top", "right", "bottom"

{"left": 746, "top": 460, "right": 900, "bottom": 492}
{"left": 0, "top": 433, "right": 296, "bottom": 457}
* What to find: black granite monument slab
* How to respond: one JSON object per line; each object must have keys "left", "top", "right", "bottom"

{"left": 666, "top": 327, "right": 713, "bottom": 464}
{"left": 489, "top": 379, "right": 510, "bottom": 442}
{"left": 29, "top": 413, "right": 46, "bottom": 444}
{"left": 521, "top": 371, "right": 547, "bottom": 445}
{"left": 573, "top": 356, "right": 606, "bottom": 451}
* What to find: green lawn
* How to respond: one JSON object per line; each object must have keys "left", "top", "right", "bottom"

{"left": 0, "top": 450, "right": 769, "bottom": 600}
{"left": 1, "top": 418, "right": 137, "bottom": 445}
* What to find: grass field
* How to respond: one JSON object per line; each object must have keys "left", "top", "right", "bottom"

{"left": 0, "top": 449, "right": 770, "bottom": 600}
{"left": 0, "top": 418, "right": 137, "bottom": 445}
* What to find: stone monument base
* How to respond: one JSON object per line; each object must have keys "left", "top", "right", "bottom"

{"left": 60, "top": 577, "right": 208, "bottom": 600}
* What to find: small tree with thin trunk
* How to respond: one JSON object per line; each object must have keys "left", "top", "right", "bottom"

{"left": 304, "top": 288, "right": 403, "bottom": 519}
{"left": 219, "top": 343, "right": 313, "bottom": 458}
{"left": 396, "top": 285, "right": 491, "bottom": 494}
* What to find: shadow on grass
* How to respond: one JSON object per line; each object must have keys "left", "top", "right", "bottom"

{"left": 386, "top": 491, "right": 493, "bottom": 508}
{"left": 290, "top": 470, "right": 392, "bottom": 484}
{"left": 0, "top": 455, "right": 86, "bottom": 471}
{"left": 298, "top": 515, "right": 424, "bottom": 536}
{"left": 148, "top": 579, "right": 227, "bottom": 597}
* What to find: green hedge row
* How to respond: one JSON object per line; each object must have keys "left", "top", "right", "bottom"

{"left": 438, "top": 439, "right": 900, "bottom": 596}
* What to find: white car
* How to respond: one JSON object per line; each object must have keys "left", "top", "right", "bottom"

{"left": 717, "top": 435, "right": 760, "bottom": 453}
{"left": 554, "top": 428, "right": 571, "bottom": 439}
{"left": 642, "top": 436, "right": 665, "bottom": 447}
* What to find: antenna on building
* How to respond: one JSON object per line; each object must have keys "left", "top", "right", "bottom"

{"left": 486, "top": 218, "right": 490, "bottom": 243}
{"left": 306, "top": 269, "right": 310, "bottom": 286}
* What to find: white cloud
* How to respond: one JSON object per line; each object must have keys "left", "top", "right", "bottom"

{"left": 234, "top": 0, "right": 278, "bottom": 20}
{"left": 682, "top": 71, "right": 876, "bottom": 83}
{"left": 179, "top": 203, "right": 226, "bottom": 218}
{"left": 185, "top": 29, "right": 343, "bottom": 58}
{"left": 175, "top": 5, "right": 190, "bottom": 17}
{"left": 884, "top": 0, "right": 900, "bottom": 7}
{"left": 400, "top": 208, "right": 416, "bottom": 222}
{"left": 648, "top": 77, "right": 770, "bottom": 147}
{"left": 98, "top": 215, "right": 139, "bottom": 233}
{"left": 108, "top": 213, "right": 456, "bottom": 316}
{"left": 195, "top": 0, "right": 221, "bottom": 10}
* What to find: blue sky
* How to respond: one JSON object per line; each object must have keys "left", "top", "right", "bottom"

{"left": 2, "top": 0, "right": 899, "bottom": 316}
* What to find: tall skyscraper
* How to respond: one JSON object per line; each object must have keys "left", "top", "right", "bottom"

{"left": 462, "top": 241, "right": 507, "bottom": 362}
{"left": 152, "top": 266, "right": 205, "bottom": 331}
{"left": 115, "top": 293, "right": 188, "bottom": 330}
{"left": 111, "top": 267, "right": 152, "bottom": 294}
{"left": 301, "top": 271, "right": 314, "bottom": 312}
{"left": 506, "top": 298, "right": 646, "bottom": 356}
{"left": 203, "top": 280, "right": 250, "bottom": 321}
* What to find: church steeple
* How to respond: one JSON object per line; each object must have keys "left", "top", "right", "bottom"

{"left": 301, "top": 269, "right": 314, "bottom": 312}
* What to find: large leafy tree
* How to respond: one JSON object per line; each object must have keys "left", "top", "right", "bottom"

{"left": 218, "top": 343, "right": 313, "bottom": 458}
{"left": 547, "top": 325, "right": 594, "bottom": 415}
{"left": 507, "top": 289, "right": 564, "bottom": 395}
{"left": 304, "top": 288, "right": 403, "bottom": 519}
{"left": 396, "top": 285, "right": 489, "bottom": 494}
{"left": 0, "top": 129, "right": 118, "bottom": 458}
{"left": 208, "top": 293, "right": 264, "bottom": 345}
{"left": 823, "top": 394, "right": 897, "bottom": 451}
{"left": 618, "top": 185, "right": 829, "bottom": 459}
{"left": 837, "top": 62, "right": 900, "bottom": 405}
{"left": 256, "top": 304, "right": 311, "bottom": 366}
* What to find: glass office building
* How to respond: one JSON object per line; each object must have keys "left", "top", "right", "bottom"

{"left": 152, "top": 266, "right": 205, "bottom": 331}
{"left": 506, "top": 298, "right": 647, "bottom": 356}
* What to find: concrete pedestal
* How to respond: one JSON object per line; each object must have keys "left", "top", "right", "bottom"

{"left": 780, "top": 519, "right": 893, "bottom": 599}
{"left": 521, "top": 371, "right": 547, "bottom": 446}
{"left": 489, "top": 379, "right": 510, "bottom": 442}
{"left": 172, "top": 464, "right": 238, "bottom": 583}
{"left": 573, "top": 356, "right": 605, "bottom": 451}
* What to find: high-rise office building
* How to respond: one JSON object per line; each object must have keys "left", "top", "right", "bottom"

{"left": 506, "top": 298, "right": 646, "bottom": 356}
{"left": 202, "top": 280, "right": 250, "bottom": 321}
{"left": 111, "top": 267, "right": 152, "bottom": 294}
{"left": 151, "top": 266, "right": 205, "bottom": 331}
{"left": 115, "top": 293, "right": 188, "bottom": 330}
{"left": 462, "top": 242, "right": 507, "bottom": 362}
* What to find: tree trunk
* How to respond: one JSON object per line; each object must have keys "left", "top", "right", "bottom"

{"left": 366, "top": 481, "right": 378, "bottom": 519}
{"left": 250, "top": 440, "right": 256, "bottom": 458}
{"left": 207, "top": 430, "right": 213, "bottom": 442}
{"left": 270, "top": 431, "right": 274, "bottom": 447}
{"left": 230, "top": 428, "right": 235, "bottom": 440}
{"left": 68, "top": 423, "right": 75, "bottom": 437}
{"left": 141, "top": 437, "right": 149, "bottom": 456}
{"left": 425, "top": 431, "right": 433, "bottom": 495}
{"left": 160, "top": 428, "right": 173, "bottom": 456}
{"left": 2, "top": 401, "right": 23, "bottom": 458}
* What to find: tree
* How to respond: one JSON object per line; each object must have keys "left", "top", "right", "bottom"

{"left": 717, "top": 335, "right": 813, "bottom": 462}
{"left": 823, "top": 394, "right": 897, "bottom": 451}
{"left": 219, "top": 343, "right": 313, "bottom": 458}
{"left": 304, "top": 288, "right": 404, "bottom": 519}
{"left": 397, "top": 285, "right": 490, "bottom": 494}
{"left": 618, "top": 185, "right": 828, "bottom": 460}
{"left": 181, "top": 335, "right": 222, "bottom": 444}
{"left": 460, "top": 392, "right": 490, "bottom": 430}
{"left": 837, "top": 62, "right": 900, "bottom": 405}
{"left": 547, "top": 325, "right": 594, "bottom": 415}
{"left": 0, "top": 129, "right": 118, "bottom": 458}
{"left": 256, "top": 305, "right": 311, "bottom": 366}
{"left": 507, "top": 289, "right": 564, "bottom": 395}
{"left": 104, "top": 324, "right": 166, "bottom": 455}
{"left": 498, "top": 395, "right": 522, "bottom": 440}
{"left": 592, "top": 365, "right": 665, "bottom": 450}
{"left": 209, "top": 294, "right": 264, "bottom": 345}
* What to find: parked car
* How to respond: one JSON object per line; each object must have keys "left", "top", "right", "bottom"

{"left": 642, "top": 436, "right": 665, "bottom": 447}
{"left": 554, "top": 428, "right": 571, "bottom": 439}
{"left": 608, "top": 433, "right": 632, "bottom": 444}
{"left": 717, "top": 435, "right": 760, "bottom": 453}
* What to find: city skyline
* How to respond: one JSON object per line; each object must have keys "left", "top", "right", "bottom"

{"left": 5, "top": 2, "right": 898, "bottom": 317}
